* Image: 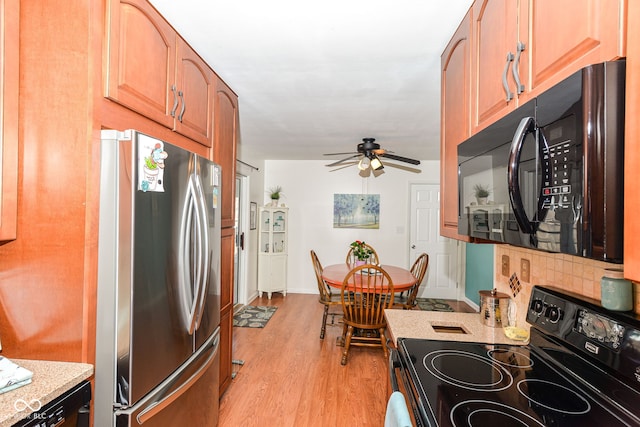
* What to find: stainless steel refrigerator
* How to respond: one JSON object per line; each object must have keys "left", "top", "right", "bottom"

{"left": 95, "top": 130, "right": 221, "bottom": 426}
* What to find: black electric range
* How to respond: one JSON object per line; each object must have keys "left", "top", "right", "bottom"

{"left": 393, "top": 286, "right": 640, "bottom": 426}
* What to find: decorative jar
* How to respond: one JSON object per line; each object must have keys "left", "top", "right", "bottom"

{"left": 600, "top": 268, "right": 633, "bottom": 311}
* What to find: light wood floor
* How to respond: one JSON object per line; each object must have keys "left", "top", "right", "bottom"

{"left": 218, "top": 293, "right": 473, "bottom": 426}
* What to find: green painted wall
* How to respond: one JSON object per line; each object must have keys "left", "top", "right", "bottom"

{"left": 464, "top": 243, "right": 495, "bottom": 306}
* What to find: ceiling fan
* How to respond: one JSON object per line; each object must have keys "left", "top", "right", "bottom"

{"left": 324, "top": 138, "right": 421, "bottom": 172}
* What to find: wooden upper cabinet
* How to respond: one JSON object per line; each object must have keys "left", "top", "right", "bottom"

{"left": 105, "top": 0, "right": 213, "bottom": 147}
{"left": 472, "top": 0, "right": 625, "bottom": 133}
{"left": 624, "top": 0, "right": 640, "bottom": 283}
{"left": 472, "top": 0, "right": 520, "bottom": 133}
{"left": 213, "top": 77, "right": 238, "bottom": 229}
{"left": 525, "top": 0, "right": 625, "bottom": 97}
{"left": 105, "top": 0, "right": 175, "bottom": 129}
{"left": 440, "top": 11, "right": 472, "bottom": 241}
{"left": 174, "top": 37, "right": 214, "bottom": 146}
{"left": 0, "top": 0, "right": 19, "bottom": 242}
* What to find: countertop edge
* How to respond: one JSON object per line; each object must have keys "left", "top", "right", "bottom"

{"left": 0, "top": 359, "right": 94, "bottom": 427}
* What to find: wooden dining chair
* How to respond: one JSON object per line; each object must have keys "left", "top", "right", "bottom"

{"left": 345, "top": 243, "right": 380, "bottom": 265}
{"left": 310, "top": 250, "right": 342, "bottom": 339}
{"left": 340, "top": 264, "right": 394, "bottom": 365}
{"left": 394, "top": 253, "right": 429, "bottom": 310}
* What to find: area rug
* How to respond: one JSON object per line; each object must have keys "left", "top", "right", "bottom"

{"left": 415, "top": 298, "right": 454, "bottom": 312}
{"left": 233, "top": 305, "right": 278, "bottom": 328}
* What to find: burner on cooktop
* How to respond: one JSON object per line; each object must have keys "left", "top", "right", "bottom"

{"left": 487, "top": 348, "right": 534, "bottom": 369}
{"left": 517, "top": 379, "right": 591, "bottom": 415}
{"left": 450, "top": 400, "right": 545, "bottom": 427}
{"left": 423, "top": 350, "right": 513, "bottom": 392}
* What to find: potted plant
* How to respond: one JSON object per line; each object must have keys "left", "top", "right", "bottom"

{"left": 473, "top": 183, "right": 491, "bottom": 205}
{"left": 267, "top": 185, "right": 283, "bottom": 207}
{"left": 350, "top": 240, "right": 373, "bottom": 265}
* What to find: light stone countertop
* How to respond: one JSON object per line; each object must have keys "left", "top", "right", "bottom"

{"left": 0, "top": 359, "right": 93, "bottom": 427}
{"left": 384, "top": 309, "right": 530, "bottom": 346}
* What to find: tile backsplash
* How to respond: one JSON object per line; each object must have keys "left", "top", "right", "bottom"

{"left": 492, "top": 246, "right": 638, "bottom": 327}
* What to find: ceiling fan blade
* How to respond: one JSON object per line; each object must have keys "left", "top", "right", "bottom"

{"left": 379, "top": 153, "right": 421, "bottom": 165}
{"left": 326, "top": 154, "right": 361, "bottom": 167}
{"left": 329, "top": 161, "right": 359, "bottom": 172}
{"left": 324, "top": 152, "right": 358, "bottom": 156}
{"left": 383, "top": 161, "right": 422, "bottom": 173}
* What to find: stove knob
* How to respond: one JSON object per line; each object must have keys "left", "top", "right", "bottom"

{"left": 531, "top": 299, "right": 545, "bottom": 315}
{"left": 548, "top": 307, "right": 562, "bottom": 323}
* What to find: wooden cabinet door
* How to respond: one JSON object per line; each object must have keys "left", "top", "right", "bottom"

{"left": 220, "top": 227, "right": 235, "bottom": 313}
{"left": 440, "top": 12, "right": 472, "bottom": 241}
{"left": 472, "top": 0, "right": 520, "bottom": 132}
{"left": 213, "top": 77, "right": 238, "bottom": 229}
{"left": 174, "top": 37, "right": 214, "bottom": 147}
{"left": 219, "top": 227, "right": 235, "bottom": 394}
{"left": 219, "top": 310, "right": 233, "bottom": 395}
{"left": 0, "top": 0, "right": 19, "bottom": 241}
{"left": 524, "top": 0, "right": 625, "bottom": 100}
{"left": 624, "top": 0, "right": 640, "bottom": 283}
{"left": 105, "top": 0, "right": 175, "bottom": 129}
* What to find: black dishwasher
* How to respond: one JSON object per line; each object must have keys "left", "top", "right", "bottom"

{"left": 12, "top": 380, "right": 91, "bottom": 427}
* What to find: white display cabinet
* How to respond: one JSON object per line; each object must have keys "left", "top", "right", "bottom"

{"left": 258, "top": 207, "right": 288, "bottom": 299}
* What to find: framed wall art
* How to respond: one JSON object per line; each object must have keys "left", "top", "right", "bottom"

{"left": 250, "top": 202, "right": 257, "bottom": 230}
{"left": 333, "top": 194, "right": 380, "bottom": 229}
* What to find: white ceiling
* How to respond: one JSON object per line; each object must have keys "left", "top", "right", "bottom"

{"left": 148, "top": 0, "right": 473, "bottom": 162}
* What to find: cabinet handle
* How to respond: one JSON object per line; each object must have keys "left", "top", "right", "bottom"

{"left": 170, "top": 85, "right": 179, "bottom": 118}
{"left": 512, "top": 42, "right": 526, "bottom": 94}
{"left": 178, "top": 91, "right": 186, "bottom": 122}
{"left": 502, "top": 52, "right": 514, "bottom": 101}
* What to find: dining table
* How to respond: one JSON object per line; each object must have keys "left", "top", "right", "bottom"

{"left": 322, "top": 263, "right": 417, "bottom": 347}
{"left": 321, "top": 263, "right": 417, "bottom": 292}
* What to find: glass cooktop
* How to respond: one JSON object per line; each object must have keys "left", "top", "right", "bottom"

{"left": 398, "top": 337, "right": 638, "bottom": 427}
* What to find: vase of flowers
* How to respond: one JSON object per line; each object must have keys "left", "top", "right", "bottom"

{"left": 350, "top": 240, "right": 373, "bottom": 265}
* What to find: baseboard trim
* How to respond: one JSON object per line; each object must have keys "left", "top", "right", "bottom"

{"left": 463, "top": 295, "right": 479, "bottom": 311}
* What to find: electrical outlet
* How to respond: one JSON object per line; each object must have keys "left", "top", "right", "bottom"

{"left": 501, "top": 255, "right": 510, "bottom": 277}
{"left": 521, "top": 259, "right": 530, "bottom": 282}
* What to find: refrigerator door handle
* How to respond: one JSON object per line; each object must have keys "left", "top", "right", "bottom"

{"left": 193, "top": 173, "right": 210, "bottom": 330}
{"left": 117, "top": 329, "right": 220, "bottom": 425}
{"left": 178, "top": 174, "right": 203, "bottom": 335}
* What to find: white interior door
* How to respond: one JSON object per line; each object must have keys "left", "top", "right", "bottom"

{"left": 409, "top": 183, "right": 460, "bottom": 300}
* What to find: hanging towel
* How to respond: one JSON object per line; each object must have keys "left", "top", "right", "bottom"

{"left": 384, "top": 391, "right": 412, "bottom": 427}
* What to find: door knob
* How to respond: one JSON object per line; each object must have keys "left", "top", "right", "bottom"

{"left": 411, "top": 245, "right": 416, "bottom": 249}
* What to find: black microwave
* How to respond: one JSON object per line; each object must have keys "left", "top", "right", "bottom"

{"left": 458, "top": 60, "right": 625, "bottom": 263}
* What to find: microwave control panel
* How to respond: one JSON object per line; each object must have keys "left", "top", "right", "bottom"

{"left": 540, "top": 118, "right": 581, "bottom": 210}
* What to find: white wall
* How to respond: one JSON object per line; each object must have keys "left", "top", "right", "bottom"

{"left": 257, "top": 159, "right": 441, "bottom": 297}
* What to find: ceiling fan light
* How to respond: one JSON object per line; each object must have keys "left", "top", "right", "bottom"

{"left": 358, "top": 157, "right": 371, "bottom": 170}
{"left": 371, "top": 156, "right": 384, "bottom": 170}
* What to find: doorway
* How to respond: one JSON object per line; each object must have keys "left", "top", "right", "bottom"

{"left": 234, "top": 174, "right": 249, "bottom": 309}
{"left": 409, "top": 183, "right": 461, "bottom": 300}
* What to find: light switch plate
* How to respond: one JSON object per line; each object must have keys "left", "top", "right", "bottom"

{"left": 521, "top": 259, "right": 530, "bottom": 282}
{"left": 501, "top": 255, "right": 510, "bottom": 277}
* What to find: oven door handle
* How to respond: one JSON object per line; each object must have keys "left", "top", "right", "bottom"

{"left": 388, "top": 346, "right": 402, "bottom": 393}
